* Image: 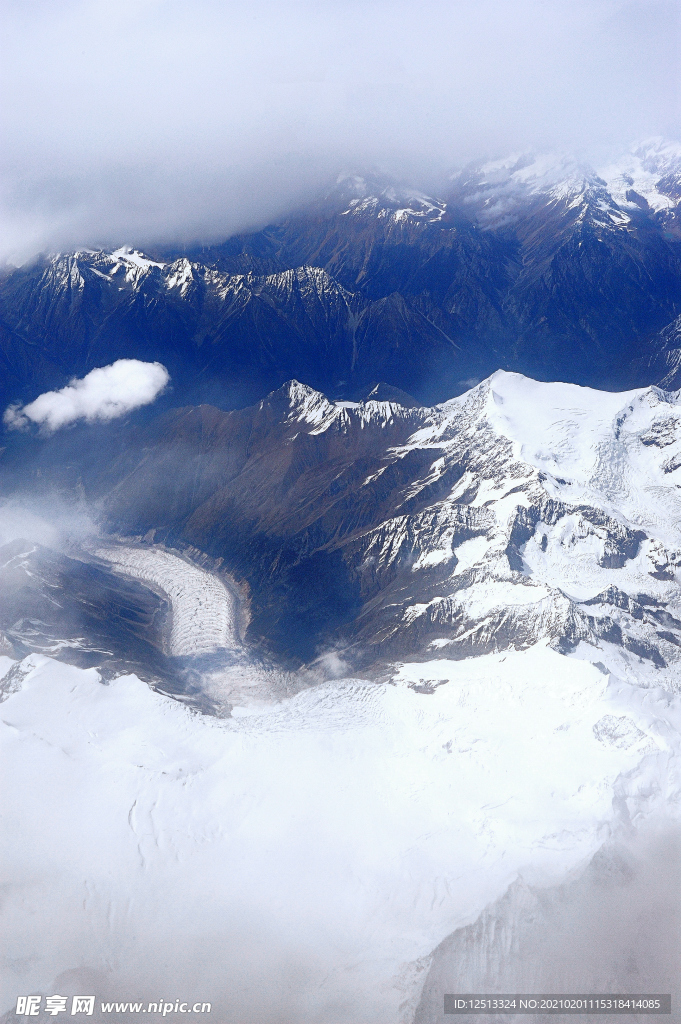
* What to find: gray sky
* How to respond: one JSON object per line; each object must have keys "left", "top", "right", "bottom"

{"left": 1, "top": 0, "right": 679, "bottom": 262}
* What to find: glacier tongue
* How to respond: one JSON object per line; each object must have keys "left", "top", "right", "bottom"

{"left": 94, "top": 544, "right": 241, "bottom": 657}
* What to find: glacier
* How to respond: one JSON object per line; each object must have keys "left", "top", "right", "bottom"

{"left": 94, "top": 545, "right": 241, "bottom": 657}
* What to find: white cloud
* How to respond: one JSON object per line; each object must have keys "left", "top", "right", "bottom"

{"left": 3, "top": 359, "right": 170, "bottom": 432}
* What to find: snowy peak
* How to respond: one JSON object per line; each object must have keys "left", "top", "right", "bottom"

{"left": 435, "top": 371, "right": 681, "bottom": 533}
{"left": 346, "top": 372, "right": 680, "bottom": 684}
{"left": 258, "top": 264, "right": 353, "bottom": 304}
{"left": 599, "top": 139, "right": 681, "bottom": 215}
{"left": 456, "top": 151, "right": 593, "bottom": 199}
{"left": 270, "top": 378, "right": 427, "bottom": 435}
{"left": 448, "top": 140, "right": 681, "bottom": 229}
{"left": 51, "top": 246, "right": 169, "bottom": 295}
{"left": 632, "top": 137, "right": 681, "bottom": 177}
{"left": 328, "top": 171, "right": 446, "bottom": 224}
{"left": 54, "top": 251, "right": 356, "bottom": 309}
{"left": 110, "top": 245, "right": 165, "bottom": 271}
{"left": 449, "top": 152, "right": 630, "bottom": 229}
{"left": 273, "top": 379, "right": 336, "bottom": 425}
{"left": 164, "top": 257, "right": 195, "bottom": 296}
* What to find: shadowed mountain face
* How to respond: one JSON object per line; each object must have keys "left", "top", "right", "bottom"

{"left": 0, "top": 539, "right": 240, "bottom": 711}
{"left": 0, "top": 539, "right": 169, "bottom": 677}
{"left": 2, "top": 143, "right": 681, "bottom": 411}
{"left": 633, "top": 311, "right": 681, "bottom": 389}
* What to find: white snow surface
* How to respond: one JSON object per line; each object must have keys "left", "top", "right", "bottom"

{"left": 599, "top": 138, "right": 681, "bottom": 214}
{"left": 110, "top": 246, "right": 165, "bottom": 270}
{"left": 440, "top": 371, "right": 681, "bottom": 545}
{"left": 95, "top": 545, "right": 239, "bottom": 656}
{"left": 1, "top": 645, "right": 678, "bottom": 1021}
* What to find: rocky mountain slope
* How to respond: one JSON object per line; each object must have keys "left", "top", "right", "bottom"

{"left": 94, "top": 371, "right": 681, "bottom": 693}
{"left": 0, "top": 538, "right": 169, "bottom": 677}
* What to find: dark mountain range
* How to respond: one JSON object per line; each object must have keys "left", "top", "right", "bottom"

{"left": 2, "top": 141, "right": 681, "bottom": 412}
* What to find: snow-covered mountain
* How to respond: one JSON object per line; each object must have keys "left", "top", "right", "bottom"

{"left": 448, "top": 138, "right": 681, "bottom": 230}
{"left": 3, "top": 142, "right": 681, "bottom": 1021}
{"left": 97, "top": 371, "right": 681, "bottom": 690}
{"left": 327, "top": 171, "right": 447, "bottom": 225}
{"left": 449, "top": 152, "right": 631, "bottom": 230}
{"left": 1, "top": 371, "right": 680, "bottom": 1022}
{"left": 600, "top": 138, "right": 681, "bottom": 217}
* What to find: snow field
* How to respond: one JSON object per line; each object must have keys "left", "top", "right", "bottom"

{"left": 1, "top": 645, "right": 678, "bottom": 1022}
{"left": 478, "top": 373, "right": 681, "bottom": 544}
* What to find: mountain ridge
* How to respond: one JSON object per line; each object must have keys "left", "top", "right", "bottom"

{"left": 86, "top": 370, "right": 681, "bottom": 686}
{"left": 2, "top": 141, "right": 681, "bottom": 411}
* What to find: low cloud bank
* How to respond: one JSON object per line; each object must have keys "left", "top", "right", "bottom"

{"left": 3, "top": 360, "right": 169, "bottom": 432}
{"left": 0, "top": 496, "right": 98, "bottom": 551}
{"left": 1, "top": 0, "right": 678, "bottom": 263}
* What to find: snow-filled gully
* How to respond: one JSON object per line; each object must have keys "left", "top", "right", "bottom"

{"left": 95, "top": 545, "right": 240, "bottom": 656}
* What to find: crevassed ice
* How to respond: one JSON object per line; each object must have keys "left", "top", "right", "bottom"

{"left": 96, "top": 546, "right": 238, "bottom": 656}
